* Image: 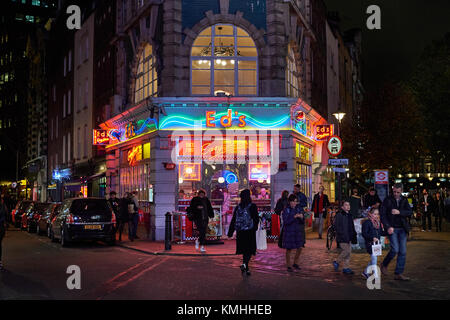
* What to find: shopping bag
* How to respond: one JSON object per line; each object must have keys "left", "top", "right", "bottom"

{"left": 256, "top": 223, "right": 267, "bottom": 250}
{"left": 371, "top": 240, "right": 382, "bottom": 256}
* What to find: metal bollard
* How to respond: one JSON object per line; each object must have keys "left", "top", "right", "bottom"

{"left": 165, "top": 212, "right": 172, "bottom": 250}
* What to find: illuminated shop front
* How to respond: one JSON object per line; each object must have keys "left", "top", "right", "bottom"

{"left": 99, "top": 97, "right": 329, "bottom": 240}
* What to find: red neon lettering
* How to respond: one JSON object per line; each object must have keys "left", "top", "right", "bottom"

{"left": 206, "top": 111, "right": 216, "bottom": 127}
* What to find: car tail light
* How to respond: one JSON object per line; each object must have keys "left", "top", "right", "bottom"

{"left": 66, "top": 214, "right": 74, "bottom": 224}
{"left": 34, "top": 214, "right": 40, "bottom": 219}
{"left": 12, "top": 210, "right": 16, "bottom": 222}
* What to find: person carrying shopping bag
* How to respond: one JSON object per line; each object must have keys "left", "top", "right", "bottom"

{"left": 281, "top": 194, "right": 306, "bottom": 272}
{"left": 227, "top": 189, "right": 259, "bottom": 276}
{"left": 361, "top": 207, "right": 385, "bottom": 279}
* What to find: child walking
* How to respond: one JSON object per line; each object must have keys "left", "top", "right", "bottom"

{"left": 361, "top": 207, "right": 384, "bottom": 279}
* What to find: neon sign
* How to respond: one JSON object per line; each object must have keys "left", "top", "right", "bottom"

{"left": 179, "top": 163, "right": 201, "bottom": 181}
{"left": 249, "top": 163, "right": 270, "bottom": 181}
{"left": 206, "top": 109, "right": 247, "bottom": 128}
{"left": 127, "top": 145, "right": 142, "bottom": 166}
{"left": 159, "top": 111, "right": 290, "bottom": 130}
{"left": 315, "top": 124, "right": 333, "bottom": 141}
{"left": 93, "top": 130, "right": 110, "bottom": 145}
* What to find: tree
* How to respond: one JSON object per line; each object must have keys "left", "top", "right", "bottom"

{"left": 409, "top": 33, "right": 450, "bottom": 173}
{"left": 342, "top": 81, "right": 426, "bottom": 181}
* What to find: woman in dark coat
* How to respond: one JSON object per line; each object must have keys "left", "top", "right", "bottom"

{"left": 281, "top": 194, "right": 306, "bottom": 272}
{"left": 117, "top": 193, "right": 131, "bottom": 242}
{"left": 274, "top": 190, "right": 289, "bottom": 215}
{"left": 228, "top": 189, "right": 259, "bottom": 275}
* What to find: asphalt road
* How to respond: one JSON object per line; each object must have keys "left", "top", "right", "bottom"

{"left": 1, "top": 226, "right": 449, "bottom": 300}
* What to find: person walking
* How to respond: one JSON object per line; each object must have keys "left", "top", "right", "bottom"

{"left": 281, "top": 194, "right": 306, "bottom": 272}
{"left": 108, "top": 191, "right": 120, "bottom": 236}
{"left": 128, "top": 191, "right": 140, "bottom": 241}
{"left": 227, "top": 189, "right": 259, "bottom": 275}
{"left": 361, "top": 207, "right": 384, "bottom": 279}
{"left": 293, "top": 184, "right": 308, "bottom": 209}
{"left": 311, "top": 186, "right": 330, "bottom": 239}
{"left": 445, "top": 191, "right": 450, "bottom": 223}
{"left": 434, "top": 192, "right": 444, "bottom": 232}
{"left": 274, "top": 190, "right": 289, "bottom": 215}
{"left": 0, "top": 195, "right": 7, "bottom": 271}
{"left": 188, "top": 189, "right": 214, "bottom": 253}
{"left": 349, "top": 188, "right": 363, "bottom": 219}
{"left": 380, "top": 183, "right": 413, "bottom": 281}
{"left": 332, "top": 200, "right": 357, "bottom": 275}
{"left": 420, "top": 189, "right": 434, "bottom": 232}
{"left": 117, "top": 193, "right": 131, "bottom": 242}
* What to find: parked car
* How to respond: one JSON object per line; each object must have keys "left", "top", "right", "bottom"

{"left": 12, "top": 200, "right": 33, "bottom": 228}
{"left": 36, "top": 203, "right": 61, "bottom": 236}
{"left": 25, "top": 202, "right": 52, "bottom": 233}
{"left": 50, "top": 198, "right": 116, "bottom": 247}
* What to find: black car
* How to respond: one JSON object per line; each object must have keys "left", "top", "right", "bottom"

{"left": 50, "top": 197, "right": 116, "bottom": 247}
{"left": 36, "top": 203, "right": 61, "bottom": 236}
{"left": 12, "top": 200, "right": 33, "bottom": 228}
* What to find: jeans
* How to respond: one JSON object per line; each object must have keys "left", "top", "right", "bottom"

{"left": 434, "top": 215, "right": 442, "bottom": 232}
{"left": 128, "top": 214, "right": 139, "bottom": 240}
{"left": 365, "top": 255, "right": 378, "bottom": 275}
{"left": 383, "top": 228, "right": 407, "bottom": 275}
{"left": 315, "top": 215, "right": 325, "bottom": 237}
{"left": 422, "top": 212, "right": 432, "bottom": 230}
{"left": 195, "top": 220, "right": 208, "bottom": 245}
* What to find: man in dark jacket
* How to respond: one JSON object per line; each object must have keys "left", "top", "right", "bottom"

{"left": 333, "top": 200, "right": 357, "bottom": 274}
{"left": 363, "top": 187, "right": 382, "bottom": 209}
{"left": 293, "top": 184, "right": 308, "bottom": 209}
{"left": 311, "top": 186, "right": 330, "bottom": 239}
{"left": 380, "top": 183, "right": 413, "bottom": 281}
{"left": 188, "top": 189, "right": 214, "bottom": 253}
{"left": 420, "top": 188, "right": 434, "bottom": 232}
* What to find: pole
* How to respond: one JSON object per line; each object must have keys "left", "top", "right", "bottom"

{"left": 337, "top": 120, "right": 342, "bottom": 206}
{"left": 16, "top": 150, "right": 19, "bottom": 200}
{"left": 165, "top": 212, "right": 172, "bottom": 250}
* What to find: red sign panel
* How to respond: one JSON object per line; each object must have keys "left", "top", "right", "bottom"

{"left": 315, "top": 124, "right": 333, "bottom": 141}
{"left": 93, "top": 130, "right": 110, "bottom": 145}
{"left": 327, "top": 135, "right": 343, "bottom": 157}
{"left": 375, "top": 171, "right": 389, "bottom": 185}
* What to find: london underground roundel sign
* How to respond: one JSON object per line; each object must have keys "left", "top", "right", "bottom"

{"left": 327, "top": 135, "right": 343, "bottom": 157}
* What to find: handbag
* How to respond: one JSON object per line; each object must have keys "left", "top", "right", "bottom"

{"left": 371, "top": 240, "right": 382, "bottom": 256}
{"left": 256, "top": 223, "right": 267, "bottom": 250}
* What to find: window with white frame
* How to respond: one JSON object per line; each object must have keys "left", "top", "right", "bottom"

{"left": 134, "top": 43, "right": 157, "bottom": 103}
{"left": 67, "top": 90, "right": 71, "bottom": 114}
{"left": 286, "top": 44, "right": 300, "bottom": 97}
{"left": 191, "top": 24, "right": 258, "bottom": 96}
{"left": 68, "top": 50, "right": 72, "bottom": 72}
{"left": 63, "top": 93, "right": 66, "bottom": 117}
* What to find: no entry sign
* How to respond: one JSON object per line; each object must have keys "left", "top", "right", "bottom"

{"left": 327, "top": 135, "right": 343, "bottom": 157}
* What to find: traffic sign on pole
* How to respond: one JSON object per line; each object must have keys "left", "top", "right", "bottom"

{"left": 333, "top": 167, "right": 347, "bottom": 173}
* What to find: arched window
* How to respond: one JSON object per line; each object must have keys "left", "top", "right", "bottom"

{"left": 191, "top": 24, "right": 258, "bottom": 96}
{"left": 134, "top": 43, "right": 157, "bottom": 103}
{"left": 286, "top": 44, "right": 300, "bottom": 97}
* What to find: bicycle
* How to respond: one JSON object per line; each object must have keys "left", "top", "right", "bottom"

{"left": 326, "top": 206, "right": 338, "bottom": 250}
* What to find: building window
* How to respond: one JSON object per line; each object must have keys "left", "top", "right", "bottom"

{"left": 83, "top": 124, "right": 87, "bottom": 158}
{"left": 191, "top": 24, "right": 258, "bottom": 96}
{"left": 84, "top": 79, "right": 88, "bottom": 107}
{"left": 134, "top": 43, "right": 157, "bottom": 103}
{"left": 63, "top": 134, "right": 66, "bottom": 163}
{"left": 77, "top": 127, "right": 81, "bottom": 159}
{"left": 67, "top": 90, "right": 71, "bottom": 114}
{"left": 286, "top": 44, "right": 300, "bottom": 97}
{"left": 63, "top": 93, "right": 66, "bottom": 118}
{"left": 68, "top": 50, "right": 72, "bottom": 72}
{"left": 63, "top": 56, "right": 67, "bottom": 77}
{"left": 68, "top": 132, "right": 71, "bottom": 161}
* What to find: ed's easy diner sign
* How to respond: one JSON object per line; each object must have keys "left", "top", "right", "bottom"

{"left": 206, "top": 109, "right": 247, "bottom": 128}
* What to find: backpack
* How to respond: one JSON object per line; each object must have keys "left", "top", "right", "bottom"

{"left": 235, "top": 204, "right": 254, "bottom": 231}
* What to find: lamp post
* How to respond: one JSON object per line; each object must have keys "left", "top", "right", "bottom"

{"left": 332, "top": 110, "right": 346, "bottom": 206}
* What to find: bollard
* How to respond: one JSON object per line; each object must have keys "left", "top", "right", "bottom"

{"left": 165, "top": 212, "right": 172, "bottom": 250}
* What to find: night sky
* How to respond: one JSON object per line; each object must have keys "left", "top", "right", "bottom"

{"left": 324, "top": 0, "right": 450, "bottom": 90}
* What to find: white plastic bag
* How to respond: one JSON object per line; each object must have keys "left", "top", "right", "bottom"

{"left": 372, "top": 240, "right": 382, "bottom": 256}
{"left": 256, "top": 223, "right": 267, "bottom": 250}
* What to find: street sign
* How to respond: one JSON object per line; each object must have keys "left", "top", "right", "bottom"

{"left": 375, "top": 170, "right": 389, "bottom": 184}
{"left": 328, "top": 158, "right": 349, "bottom": 166}
{"left": 333, "top": 167, "right": 347, "bottom": 173}
{"left": 326, "top": 135, "right": 343, "bottom": 157}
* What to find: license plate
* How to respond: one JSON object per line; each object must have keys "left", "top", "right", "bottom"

{"left": 84, "top": 225, "right": 102, "bottom": 230}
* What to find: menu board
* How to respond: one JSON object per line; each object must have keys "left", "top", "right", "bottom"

{"left": 206, "top": 206, "right": 223, "bottom": 238}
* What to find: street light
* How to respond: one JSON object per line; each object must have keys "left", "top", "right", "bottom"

{"left": 333, "top": 110, "right": 346, "bottom": 136}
